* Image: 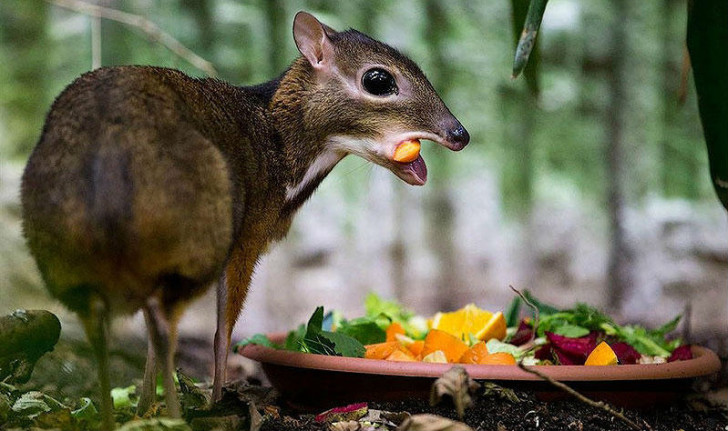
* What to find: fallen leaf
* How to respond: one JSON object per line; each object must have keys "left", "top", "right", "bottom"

{"left": 316, "top": 402, "right": 368, "bottom": 422}
{"left": 430, "top": 366, "right": 480, "bottom": 419}
{"left": 482, "top": 382, "right": 520, "bottom": 403}
{"left": 397, "top": 414, "right": 473, "bottom": 431}
{"left": 330, "top": 420, "right": 362, "bottom": 431}
{"left": 116, "top": 417, "right": 191, "bottom": 431}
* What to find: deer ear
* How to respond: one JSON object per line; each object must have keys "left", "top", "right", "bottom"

{"left": 293, "top": 11, "right": 335, "bottom": 69}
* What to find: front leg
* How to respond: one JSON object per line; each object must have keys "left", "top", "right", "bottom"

{"left": 212, "top": 246, "right": 255, "bottom": 401}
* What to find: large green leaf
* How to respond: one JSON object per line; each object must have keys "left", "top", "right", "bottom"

{"left": 687, "top": 0, "right": 728, "bottom": 210}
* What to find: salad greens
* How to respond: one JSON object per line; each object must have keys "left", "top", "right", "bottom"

{"left": 237, "top": 291, "right": 685, "bottom": 363}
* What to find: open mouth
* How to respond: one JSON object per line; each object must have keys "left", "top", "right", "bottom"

{"left": 388, "top": 132, "right": 456, "bottom": 186}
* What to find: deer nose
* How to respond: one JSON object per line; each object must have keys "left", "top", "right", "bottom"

{"left": 447, "top": 123, "right": 470, "bottom": 150}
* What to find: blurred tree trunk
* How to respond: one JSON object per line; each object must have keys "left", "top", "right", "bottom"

{"left": 606, "top": 0, "right": 634, "bottom": 310}
{"left": 181, "top": 0, "right": 215, "bottom": 55}
{"left": 99, "top": 0, "right": 133, "bottom": 66}
{"left": 425, "top": 0, "right": 460, "bottom": 311}
{"left": 0, "top": 0, "right": 49, "bottom": 158}
{"left": 264, "top": 0, "right": 287, "bottom": 76}
{"left": 660, "top": 0, "right": 698, "bottom": 198}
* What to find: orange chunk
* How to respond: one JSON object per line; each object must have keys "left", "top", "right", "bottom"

{"left": 408, "top": 340, "right": 425, "bottom": 357}
{"left": 386, "top": 322, "right": 406, "bottom": 342}
{"left": 476, "top": 311, "right": 507, "bottom": 341}
{"left": 421, "top": 329, "right": 469, "bottom": 363}
{"left": 393, "top": 139, "right": 421, "bottom": 163}
{"left": 385, "top": 348, "right": 417, "bottom": 362}
{"left": 478, "top": 352, "right": 517, "bottom": 365}
{"left": 364, "top": 341, "right": 400, "bottom": 360}
{"left": 432, "top": 304, "right": 503, "bottom": 341}
{"left": 458, "top": 342, "right": 489, "bottom": 364}
{"left": 585, "top": 341, "right": 618, "bottom": 366}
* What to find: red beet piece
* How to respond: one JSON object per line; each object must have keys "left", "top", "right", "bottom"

{"left": 509, "top": 319, "right": 534, "bottom": 346}
{"left": 610, "top": 342, "right": 641, "bottom": 364}
{"left": 534, "top": 344, "right": 552, "bottom": 361}
{"left": 668, "top": 345, "right": 693, "bottom": 362}
{"left": 546, "top": 331, "right": 598, "bottom": 356}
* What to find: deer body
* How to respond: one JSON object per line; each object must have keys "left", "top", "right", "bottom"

{"left": 21, "top": 12, "right": 469, "bottom": 428}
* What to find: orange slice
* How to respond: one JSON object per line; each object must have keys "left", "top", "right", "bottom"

{"left": 393, "top": 139, "right": 421, "bottom": 163}
{"left": 585, "top": 341, "right": 618, "bottom": 366}
{"left": 479, "top": 352, "right": 517, "bottom": 365}
{"left": 386, "top": 322, "right": 406, "bottom": 342}
{"left": 421, "top": 329, "right": 470, "bottom": 363}
{"left": 458, "top": 342, "right": 489, "bottom": 364}
{"left": 475, "top": 311, "right": 507, "bottom": 341}
{"left": 431, "top": 304, "right": 494, "bottom": 341}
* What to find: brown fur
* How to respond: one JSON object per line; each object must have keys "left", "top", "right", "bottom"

{"left": 21, "top": 13, "right": 468, "bottom": 419}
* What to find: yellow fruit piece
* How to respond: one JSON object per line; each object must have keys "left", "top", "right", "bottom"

{"left": 422, "top": 350, "right": 448, "bottom": 363}
{"left": 585, "top": 341, "right": 618, "bottom": 366}
{"left": 431, "top": 304, "right": 496, "bottom": 342}
{"left": 385, "top": 348, "right": 417, "bottom": 362}
{"left": 475, "top": 311, "right": 507, "bottom": 341}
{"left": 393, "top": 139, "right": 421, "bottom": 163}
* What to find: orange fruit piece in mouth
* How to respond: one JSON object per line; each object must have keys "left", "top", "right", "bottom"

{"left": 393, "top": 139, "right": 421, "bottom": 163}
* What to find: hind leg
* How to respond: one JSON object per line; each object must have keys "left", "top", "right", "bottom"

{"left": 136, "top": 335, "right": 156, "bottom": 416}
{"left": 143, "top": 296, "right": 181, "bottom": 418}
{"left": 82, "top": 297, "right": 115, "bottom": 430}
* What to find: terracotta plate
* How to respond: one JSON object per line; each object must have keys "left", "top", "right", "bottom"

{"left": 239, "top": 334, "right": 721, "bottom": 410}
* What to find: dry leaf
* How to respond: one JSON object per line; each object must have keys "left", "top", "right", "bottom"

{"left": 330, "top": 420, "right": 361, "bottom": 431}
{"left": 397, "top": 414, "right": 473, "bottom": 431}
{"left": 430, "top": 366, "right": 481, "bottom": 419}
{"left": 482, "top": 382, "right": 520, "bottom": 403}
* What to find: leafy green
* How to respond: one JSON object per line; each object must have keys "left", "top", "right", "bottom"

{"left": 364, "top": 292, "right": 424, "bottom": 338}
{"left": 300, "top": 307, "right": 366, "bottom": 357}
{"left": 603, "top": 315, "right": 683, "bottom": 357}
{"left": 485, "top": 339, "right": 522, "bottom": 359}
{"left": 111, "top": 385, "right": 136, "bottom": 409}
{"left": 284, "top": 324, "right": 306, "bottom": 350}
{"left": 552, "top": 324, "right": 589, "bottom": 338}
{"left": 71, "top": 397, "right": 98, "bottom": 421}
{"left": 233, "top": 333, "right": 278, "bottom": 352}
{"left": 537, "top": 303, "right": 613, "bottom": 337}
{"left": 336, "top": 317, "right": 386, "bottom": 345}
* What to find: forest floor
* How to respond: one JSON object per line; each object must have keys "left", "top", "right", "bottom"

{"left": 6, "top": 336, "right": 728, "bottom": 431}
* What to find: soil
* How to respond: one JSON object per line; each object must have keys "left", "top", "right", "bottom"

{"left": 10, "top": 336, "right": 728, "bottom": 431}
{"left": 257, "top": 389, "right": 728, "bottom": 431}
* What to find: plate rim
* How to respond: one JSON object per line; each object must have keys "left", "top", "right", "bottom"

{"left": 239, "top": 333, "right": 722, "bottom": 382}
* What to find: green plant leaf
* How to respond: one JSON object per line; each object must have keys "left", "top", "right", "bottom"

{"left": 71, "top": 397, "right": 98, "bottom": 420}
{"left": 336, "top": 317, "right": 386, "bottom": 345}
{"left": 553, "top": 324, "right": 589, "bottom": 338}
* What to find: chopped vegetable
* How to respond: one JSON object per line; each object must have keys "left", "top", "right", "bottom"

{"left": 584, "top": 341, "right": 618, "bottom": 366}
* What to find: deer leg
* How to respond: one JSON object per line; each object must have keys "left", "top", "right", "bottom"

{"left": 212, "top": 272, "right": 228, "bottom": 402}
{"left": 136, "top": 334, "right": 156, "bottom": 416}
{"left": 143, "top": 297, "right": 181, "bottom": 418}
{"left": 83, "top": 296, "right": 115, "bottom": 430}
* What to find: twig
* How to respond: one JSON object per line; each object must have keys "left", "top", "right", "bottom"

{"left": 516, "top": 362, "right": 652, "bottom": 430}
{"left": 47, "top": 0, "right": 218, "bottom": 77}
{"left": 509, "top": 285, "right": 538, "bottom": 345}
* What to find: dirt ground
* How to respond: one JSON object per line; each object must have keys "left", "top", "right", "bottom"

{"left": 11, "top": 335, "right": 728, "bottom": 431}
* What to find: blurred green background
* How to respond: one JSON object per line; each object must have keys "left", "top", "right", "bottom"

{"left": 0, "top": 0, "right": 725, "bottom": 356}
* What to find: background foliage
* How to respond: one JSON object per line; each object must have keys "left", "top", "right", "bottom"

{"left": 0, "top": 1, "right": 725, "bottom": 346}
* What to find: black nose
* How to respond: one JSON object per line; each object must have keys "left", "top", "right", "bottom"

{"left": 447, "top": 123, "right": 470, "bottom": 150}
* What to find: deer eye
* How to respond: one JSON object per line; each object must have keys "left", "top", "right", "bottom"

{"left": 362, "top": 68, "right": 398, "bottom": 96}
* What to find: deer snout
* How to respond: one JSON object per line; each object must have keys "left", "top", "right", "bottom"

{"left": 447, "top": 122, "right": 470, "bottom": 150}
{"left": 438, "top": 117, "right": 470, "bottom": 151}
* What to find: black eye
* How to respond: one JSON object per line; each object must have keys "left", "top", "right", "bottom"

{"left": 362, "top": 68, "right": 398, "bottom": 96}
